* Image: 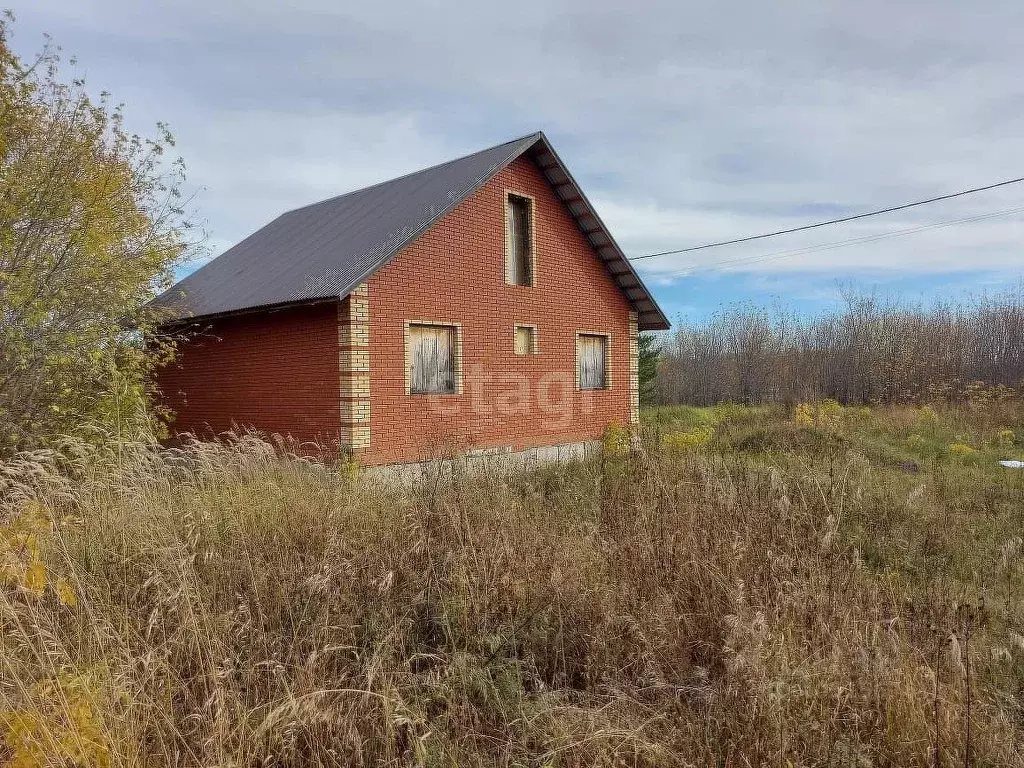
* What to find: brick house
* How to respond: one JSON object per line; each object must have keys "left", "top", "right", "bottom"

{"left": 150, "top": 132, "right": 669, "bottom": 465}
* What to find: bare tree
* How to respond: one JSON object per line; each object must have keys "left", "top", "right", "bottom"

{"left": 655, "top": 283, "right": 1024, "bottom": 406}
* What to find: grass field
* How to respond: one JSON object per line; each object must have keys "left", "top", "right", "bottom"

{"left": 1, "top": 402, "right": 1023, "bottom": 766}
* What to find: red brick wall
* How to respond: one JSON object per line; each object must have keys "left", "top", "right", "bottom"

{"left": 155, "top": 302, "right": 342, "bottom": 449}
{"left": 363, "top": 155, "right": 632, "bottom": 465}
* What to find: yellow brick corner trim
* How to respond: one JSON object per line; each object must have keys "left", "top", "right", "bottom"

{"left": 339, "top": 284, "right": 371, "bottom": 451}
{"left": 628, "top": 311, "right": 639, "bottom": 424}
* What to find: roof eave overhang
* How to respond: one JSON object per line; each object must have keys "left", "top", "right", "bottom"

{"left": 151, "top": 295, "right": 341, "bottom": 331}
{"left": 526, "top": 134, "right": 670, "bottom": 331}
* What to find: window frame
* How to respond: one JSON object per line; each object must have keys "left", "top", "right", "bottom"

{"left": 405, "top": 320, "right": 463, "bottom": 396}
{"left": 504, "top": 190, "right": 536, "bottom": 287}
{"left": 513, "top": 323, "right": 539, "bottom": 355}
{"left": 575, "top": 331, "right": 611, "bottom": 391}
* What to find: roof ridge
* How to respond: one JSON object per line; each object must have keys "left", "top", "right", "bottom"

{"left": 149, "top": 130, "right": 669, "bottom": 330}
{"left": 282, "top": 131, "right": 544, "bottom": 216}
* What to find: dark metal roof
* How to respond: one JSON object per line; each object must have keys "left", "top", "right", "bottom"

{"left": 150, "top": 132, "right": 669, "bottom": 330}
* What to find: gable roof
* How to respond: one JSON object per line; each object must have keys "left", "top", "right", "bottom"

{"left": 150, "top": 132, "right": 670, "bottom": 330}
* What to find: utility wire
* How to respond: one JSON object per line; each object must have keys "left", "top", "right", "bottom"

{"left": 628, "top": 175, "right": 1024, "bottom": 262}
{"left": 665, "top": 204, "right": 1024, "bottom": 275}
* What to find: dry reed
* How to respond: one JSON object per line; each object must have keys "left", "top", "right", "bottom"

{"left": 1, "top": 408, "right": 1022, "bottom": 766}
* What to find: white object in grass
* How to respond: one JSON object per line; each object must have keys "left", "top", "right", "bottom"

{"left": 999, "top": 460, "right": 1024, "bottom": 469}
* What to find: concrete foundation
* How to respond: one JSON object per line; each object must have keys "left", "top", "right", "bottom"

{"left": 365, "top": 439, "right": 601, "bottom": 484}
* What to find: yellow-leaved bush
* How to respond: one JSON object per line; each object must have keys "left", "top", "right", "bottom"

{"left": 1, "top": 502, "right": 77, "bottom": 606}
{"left": 794, "top": 399, "right": 845, "bottom": 430}
{"left": 0, "top": 15, "right": 200, "bottom": 457}
{"left": 602, "top": 421, "right": 631, "bottom": 459}
{"left": 917, "top": 405, "right": 940, "bottom": 427}
{"left": 662, "top": 425, "right": 714, "bottom": 453}
{"left": 795, "top": 402, "right": 815, "bottom": 427}
{"left": 947, "top": 442, "right": 978, "bottom": 459}
{"left": 0, "top": 672, "right": 111, "bottom": 768}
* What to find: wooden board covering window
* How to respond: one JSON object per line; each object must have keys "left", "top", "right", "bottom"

{"left": 506, "top": 194, "right": 532, "bottom": 286}
{"left": 410, "top": 324, "right": 456, "bottom": 394}
{"left": 577, "top": 334, "right": 607, "bottom": 389}
{"left": 514, "top": 325, "right": 536, "bottom": 355}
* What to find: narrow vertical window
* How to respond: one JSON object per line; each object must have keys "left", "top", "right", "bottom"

{"left": 506, "top": 193, "right": 533, "bottom": 286}
{"left": 410, "top": 324, "right": 457, "bottom": 394}
{"left": 577, "top": 334, "right": 608, "bottom": 390}
{"left": 514, "top": 325, "right": 537, "bottom": 355}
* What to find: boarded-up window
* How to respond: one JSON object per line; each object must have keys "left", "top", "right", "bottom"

{"left": 514, "top": 325, "right": 537, "bottom": 355}
{"left": 410, "top": 324, "right": 457, "bottom": 394}
{"left": 506, "top": 193, "right": 533, "bottom": 286}
{"left": 577, "top": 334, "right": 608, "bottom": 390}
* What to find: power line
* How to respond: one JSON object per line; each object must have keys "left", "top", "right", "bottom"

{"left": 677, "top": 205, "right": 1024, "bottom": 273}
{"left": 628, "top": 174, "right": 1024, "bottom": 262}
{"left": 662, "top": 204, "right": 1024, "bottom": 275}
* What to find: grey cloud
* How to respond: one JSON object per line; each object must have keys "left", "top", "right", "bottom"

{"left": 12, "top": 0, "right": 1024, "bottom": 280}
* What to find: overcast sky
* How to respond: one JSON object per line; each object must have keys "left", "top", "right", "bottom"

{"left": 11, "top": 0, "right": 1024, "bottom": 321}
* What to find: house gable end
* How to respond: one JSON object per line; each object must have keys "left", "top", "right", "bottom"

{"left": 368, "top": 135, "right": 668, "bottom": 331}
{"left": 362, "top": 153, "right": 642, "bottom": 464}
{"left": 150, "top": 132, "right": 667, "bottom": 331}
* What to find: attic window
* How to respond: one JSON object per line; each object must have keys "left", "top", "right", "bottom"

{"left": 505, "top": 192, "right": 534, "bottom": 286}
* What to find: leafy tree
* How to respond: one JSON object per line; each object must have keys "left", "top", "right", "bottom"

{"left": 638, "top": 332, "right": 660, "bottom": 406}
{"left": 0, "top": 15, "right": 199, "bottom": 454}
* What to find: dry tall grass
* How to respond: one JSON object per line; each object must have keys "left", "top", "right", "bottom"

{"left": 1, "top": 406, "right": 1023, "bottom": 766}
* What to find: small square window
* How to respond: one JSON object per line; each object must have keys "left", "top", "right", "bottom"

{"left": 577, "top": 333, "right": 608, "bottom": 390}
{"left": 514, "top": 325, "right": 537, "bottom": 355}
{"left": 505, "top": 193, "right": 534, "bottom": 286}
{"left": 409, "top": 323, "right": 458, "bottom": 394}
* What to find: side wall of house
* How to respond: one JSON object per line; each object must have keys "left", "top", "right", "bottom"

{"left": 155, "top": 301, "right": 343, "bottom": 449}
{"left": 362, "top": 155, "right": 635, "bottom": 465}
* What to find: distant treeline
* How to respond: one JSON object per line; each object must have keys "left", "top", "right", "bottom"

{"left": 654, "top": 284, "right": 1024, "bottom": 406}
